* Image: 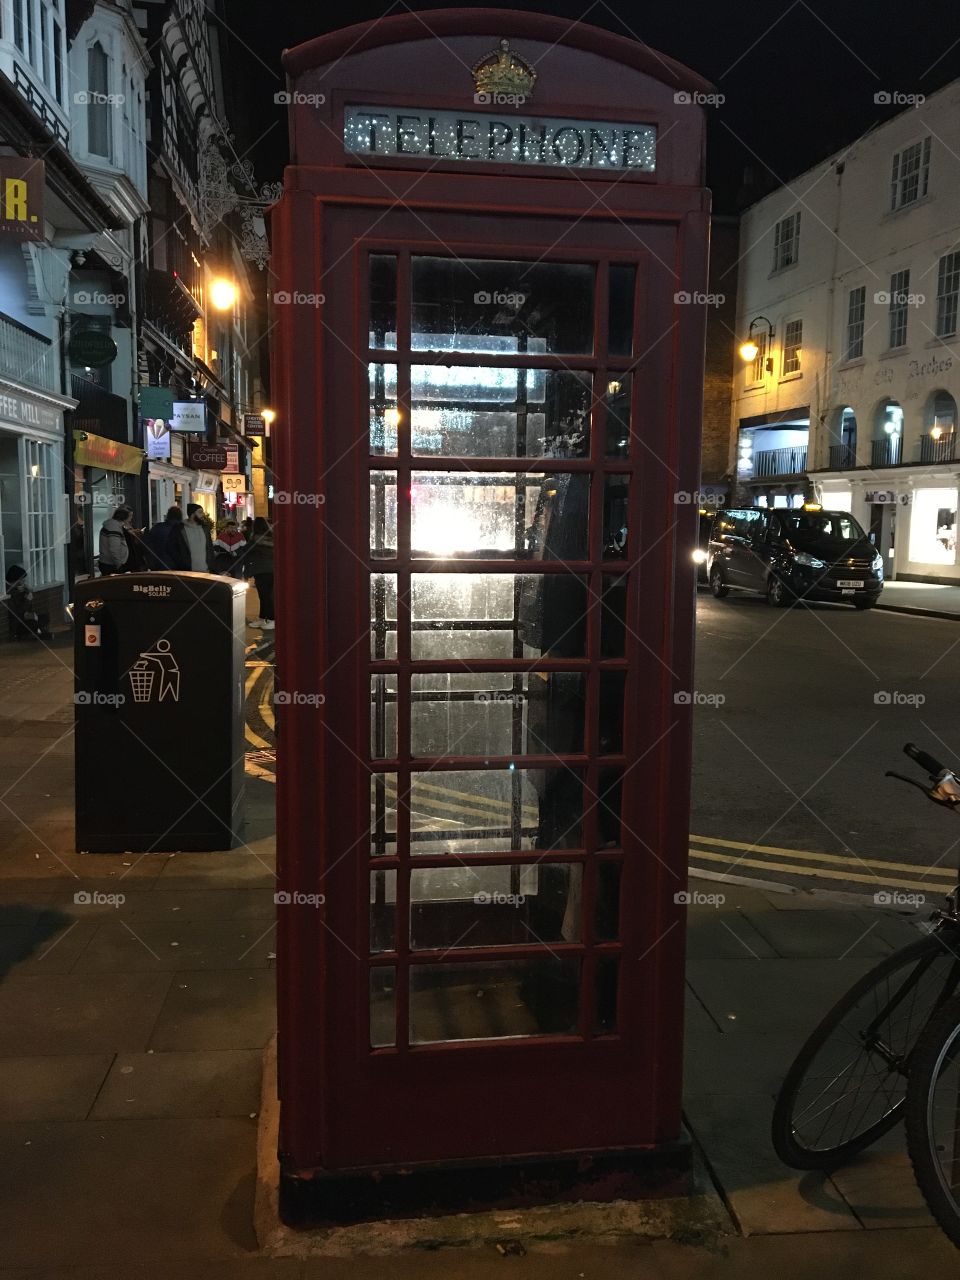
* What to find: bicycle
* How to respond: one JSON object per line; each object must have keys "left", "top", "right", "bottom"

{"left": 772, "top": 742, "right": 960, "bottom": 1172}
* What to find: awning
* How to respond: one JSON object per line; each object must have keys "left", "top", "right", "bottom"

{"left": 73, "top": 430, "right": 145, "bottom": 476}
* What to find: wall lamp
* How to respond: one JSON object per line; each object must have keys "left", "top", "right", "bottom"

{"left": 739, "top": 316, "right": 775, "bottom": 372}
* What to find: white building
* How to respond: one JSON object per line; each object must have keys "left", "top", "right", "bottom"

{"left": 731, "top": 79, "right": 960, "bottom": 582}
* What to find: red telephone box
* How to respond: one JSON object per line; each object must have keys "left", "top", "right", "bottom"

{"left": 272, "top": 10, "right": 711, "bottom": 1210}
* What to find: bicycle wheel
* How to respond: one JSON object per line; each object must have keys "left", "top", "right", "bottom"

{"left": 773, "top": 931, "right": 960, "bottom": 1170}
{"left": 906, "top": 991, "right": 960, "bottom": 1247}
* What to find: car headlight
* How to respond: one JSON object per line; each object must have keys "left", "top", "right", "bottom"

{"left": 871, "top": 552, "right": 883, "bottom": 572}
{"left": 692, "top": 549, "right": 707, "bottom": 564}
{"left": 794, "top": 552, "right": 825, "bottom": 569}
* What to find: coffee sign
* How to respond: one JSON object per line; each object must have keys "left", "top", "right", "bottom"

{"left": 187, "top": 443, "right": 228, "bottom": 471}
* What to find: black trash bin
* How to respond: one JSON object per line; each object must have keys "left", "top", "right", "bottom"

{"left": 74, "top": 572, "right": 248, "bottom": 852}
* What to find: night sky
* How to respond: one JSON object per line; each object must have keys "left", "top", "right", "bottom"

{"left": 216, "top": 0, "right": 960, "bottom": 211}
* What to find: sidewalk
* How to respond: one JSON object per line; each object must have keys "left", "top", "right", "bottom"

{"left": 0, "top": 637, "right": 957, "bottom": 1276}
{"left": 878, "top": 579, "right": 960, "bottom": 619}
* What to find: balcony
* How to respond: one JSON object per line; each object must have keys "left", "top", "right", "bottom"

{"left": 753, "top": 445, "right": 808, "bottom": 478}
{"left": 871, "top": 437, "right": 902, "bottom": 467}
{"left": 69, "top": 373, "right": 128, "bottom": 442}
{"left": 828, "top": 444, "right": 857, "bottom": 470}
{"left": 918, "top": 432, "right": 957, "bottom": 464}
{"left": 0, "top": 311, "right": 56, "bottom": 392}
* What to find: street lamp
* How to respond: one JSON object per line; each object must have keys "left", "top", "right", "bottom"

{"left": 739, "top": 316, "right": 775, "bottom": 372}
{"left": 261, "top": 408, "right": 276, "bottom": 425}
{"left": 209, "top": 277, "right": 238, "bottom": 311}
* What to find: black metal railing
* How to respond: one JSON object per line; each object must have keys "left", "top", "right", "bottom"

{"left": 70, "top": 373, "right": 129, "bottom": 441}
{"left": 828, "top": 444, "right": 857, "bottom": 469}
{"left": 871, "top": 437, "right": 902, "bottom": 467}
{"left": 753, "top": 445, "right": 808, "bottom": 477}
{"left": 918, "top": 432, "right": 958, "bottom": 464}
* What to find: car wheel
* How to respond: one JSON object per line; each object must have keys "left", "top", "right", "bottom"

{"left": 767, "top": 575, "right": 791, "bottom": 608}
{"left": 709, "top": 565, "right": 729, "bottom": 598}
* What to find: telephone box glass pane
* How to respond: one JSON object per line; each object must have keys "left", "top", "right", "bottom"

{"left": 410, "top": 768, "right": 583, "bottom": 855}
{"left": 411, "top": 472, "right": 589, "bottom": 558}
{"left": 370, "top": 966, "right": 396, "bottom": 1047}
{"left": 369, "top": 254, "right": 397, "bottom": 349}
{"left": 600, "top": 575, "right": 627, "bottom": 657}
{"left": 410, "top": 672, "right": 585, "bottom": 757}
{"left": 594, "top": 956, "right": 619, "bottom": 1034}
{"left": 409, "top": 863, "right": 583, "bottom": 950}
{"left": 603, "top": 475, "right": 630, "bottom": 559}
{"left": 369, "top": 573, "right": 397, "bottom": 659}
{"left": 411, "top": 256, "right": 595, "bottom": 355}
{"left": 370, "top": 470, "right": 397, "bottom": 558}
{"left": 411, "top": 573, "right": 588, "bottom": 659}
{"left": 597, "top": 768, "right": 622, "bottom": 849}
{"left": 608, "top": 264, "right": 637, "bottom": 357}
{"left": 369, "top": 363, "right": 399, "bottom": 454}
{"left": 370, "top": 674, "right": 398, "bottom": 759}
{"left": 599, "top": 671, "right": 626, "bottom": 754}
{"left": 604, "top": 374, "right": 632, "bottom": 458}
{"left": 369, "top": 772, "right": 397, "bottom": 857}
{"left": 409, "top": 956, "right": 581, "bottom": 1043}
{"left": 370, "top": 869, "right": 397, "bottom": 953}
{"left": 409, "top": 367, "right": 592, "bottom": 457}
{"left": 595, "top": 861, "right": 621, "bottom": 941}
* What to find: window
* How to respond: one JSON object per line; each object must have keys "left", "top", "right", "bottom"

{"left": 888, "top": 269, "right": 910, "bottom": 349}
{"left": 845, "top": 286, "right": 865, "bottom": 360}
{"left": 87, "top": 42, "right": 111, "bottom": 159}
{"left": 23, "top": 439, "right": 62, "bottom": 588}
{"left": 890, "top": 138, "right": 931, "bottom": 211}
{"left": 13, "top": 0, "right": 24, "bottom": 52}
{"left": 936, "top": 251, "right": 960, "bottom": 338}
{"left": 782, "top": 318, "right": 802, "bottom": 375}
{"left": 909, "top": 487, "right": 958, "bottom": 566}
{"left": 773, "top": 212, "right": 801, "bottom": 271}
{"left": 749, "top": 330, "right": 767, "bottom": 384}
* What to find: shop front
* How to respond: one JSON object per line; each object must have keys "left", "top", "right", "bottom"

{"left": 271, "top": 10, "right": 711, "bottom": 1213}
{"left": 71, "top": 430, "right": 145, "bottom": 577}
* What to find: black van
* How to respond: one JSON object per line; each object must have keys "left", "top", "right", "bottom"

{"left": 707, "top": 506, "right": 884, "bottom": 609}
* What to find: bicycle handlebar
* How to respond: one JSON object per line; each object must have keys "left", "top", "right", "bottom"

{"left": 904, "top": 743, "right": 948, "bottom": 778}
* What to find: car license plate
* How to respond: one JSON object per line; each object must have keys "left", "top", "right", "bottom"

{"left": 837, "top": 579, "right": 864, "bottom": 588}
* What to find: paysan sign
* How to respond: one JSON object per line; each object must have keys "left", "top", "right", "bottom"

{"left": 170, "top": 401, "right": 206, "bottom": 433}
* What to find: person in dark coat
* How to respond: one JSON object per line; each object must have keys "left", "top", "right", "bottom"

{"left": 142, "top": 506, "right": 191, "bottom": 570}
{"left": 98, "top": 507, "right": 132, "bottom": 575}
{"left": 244, "top": 516, "right": 274, "bottom": 630}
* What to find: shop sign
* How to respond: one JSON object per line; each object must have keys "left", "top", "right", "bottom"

{"left": 68, "top": 328, "right": 118, "bottom": 368}
{"left": 170, "top": 401, "right": 206, "bottom": 433}
{"left": 139, "top": 386, "right": 174, "bottom": 420}
{"left": 866, "top": 491, "right": 910, "bottom": 505}
{"left": 345, "top": 106, "right": 657, "bottom": 172}
{"left": 187, "top": 443, "right": 228, "bottom": 470}
{"left": 144, "top": 418, "right": 171, "bottom": 461}
{"left": 222, "top": 475, "right": 246, "bottom": 493}
{"left": 0, "top": 157, "right": 44, "bottom": 240}
{"left": 0, "top": 389, "right": 59, "bottom": 432}
{"left": 73, "top": 430, "right": 144, "bottom": 476}
{"left": 243, "top": 412, "right": 266, "bottom": 436}
{"left": 222, "top": 444, "right": 240, "bottom": 473}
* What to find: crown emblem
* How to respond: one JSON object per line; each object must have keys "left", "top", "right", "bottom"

{"left": 473, "top": 39, "right": 537, "bottom": 101}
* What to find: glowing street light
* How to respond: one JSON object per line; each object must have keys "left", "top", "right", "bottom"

{"left": 209, "top": 277, "right": 238, "bottom": 311}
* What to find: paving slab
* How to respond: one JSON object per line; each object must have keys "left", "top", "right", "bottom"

{"left": 0, "top": 1053, "right": 112, "bottom": 1120}
{"left": 687, "top": 959, "right": 877, "bottom": 1036}
{"left": 0, "top": 1118, "right": 257, "bottom": 1268}
{"left": 50, "top": 887, "right": 275, "bottom": 925}
{"left": 829, "top": 1150, "right": 938, "bottom": 1230}
{"left": 93, "top": 1050, "right": 262, "bottom": 1119}
{"left": 686, "top": 910, "right": 777, "bottom": 960}
{"left": 741, "top": 908, "right": 897, "bottom": 959}
{"left": 684, "top": 1031, "right": 808, "bottom": 1097}
{"left": 0, "top": 972, "right": 173, "bottom": 1055}
{"left": 149, "top": 970, "right": 275, "bottom": 1051}
{"left": 72, "top": 919, "right": 274, "bottom": 973}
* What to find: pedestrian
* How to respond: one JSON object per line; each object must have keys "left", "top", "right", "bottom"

{"left": 245, "top": 515, "right": 274, "bottom": 630}
{"left": 98, "top": 506, "right": 132, "bottom": 575}
{"left": 4, "top": 565, "right": 50, "bottom": 640}
{"left": 184, "top": 502, "right": 214, "bottom": 572}
{"left": 241, "top": 516, "right": 254, "bottom": 542}
{"left": 124, "top": 518, "right": 147, "bottom": 573}
{"left": 142, "top": 505, "right": 191, "bottom": 571}
{"left": 211, "top": 517, "right": 246, "bottom": 575}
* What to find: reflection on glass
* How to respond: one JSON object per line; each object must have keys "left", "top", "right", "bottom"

{"left": 595, "top": 861, "right": 621, "bottom": 941}
{"left": 601, "top": 575, "right": 627, "bottom": 657}
{"left": 409, "top": 863, "right": 582, "bottom": 950}
{"left": 608, "top": 264, "right": 637, "bottom": 357}
{"left": 370, "top": 869, "right": 397, "bottom": 953}
{"left": 370, "top": 772, "right": 397, "bottom": 857}
{"left": 599, "top": 671, "right": 626, "bottom": 754}
{"left": 410, "top": 672, "right": 585, "bottom": 758}
{"left": 411, "top": 256, "right": 595, "bottom": 355}
{"left": 370, "top": 573, "right": 397, "bottom": 660}
{"left": 370, "top": 673, "right": 398, "bottom": 759}
{"left": 411, "top": 472, "right": 589, "bottom": 559}
{"left": 370, "top": 470, "right": 397, "bottom": 558}
{"left": 409, "top": 768, "right": 583, "bottom": 856}
{"left": 369, "top": 255, "right": 397, "bottom": 349}
{"left": 604, "top": 374, "right": 632, "bottom": 458}
{"left": 603, "top": 475, "right": 630, "bottom": 559}
{"left": 409, "top": 367, "right": 591, "bottom": 457}
{"left": 369, "top": 363, "right": 399, "bottom": 455}
{"left": 409, "top": 956, "right": 580, "bottom": 1043}
{"left": 594, "top": 955, "right": 618, "bottom": 1034}
{"left": 411, "top": 574, "right": 588, "bottom": 659}
{"left": 597, "top": 767, "right": 622, "bottom": 849}
{"left": 370, "top": 966, "right": 396, "bottom": 1046}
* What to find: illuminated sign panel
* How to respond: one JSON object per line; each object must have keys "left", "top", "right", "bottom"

{"left": 0, "top": 158, "right": 43, "bottom": 240}
{"left": 345, "top": 107, "right": 656, "bottom": 172}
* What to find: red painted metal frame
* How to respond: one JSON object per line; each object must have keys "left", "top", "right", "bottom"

{"left": 272, "top": 12, "right": 710, "bottom": 1179}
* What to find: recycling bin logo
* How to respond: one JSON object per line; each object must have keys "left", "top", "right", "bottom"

{"left": 128, "top": 638, "right": 180, "bottom": 704}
